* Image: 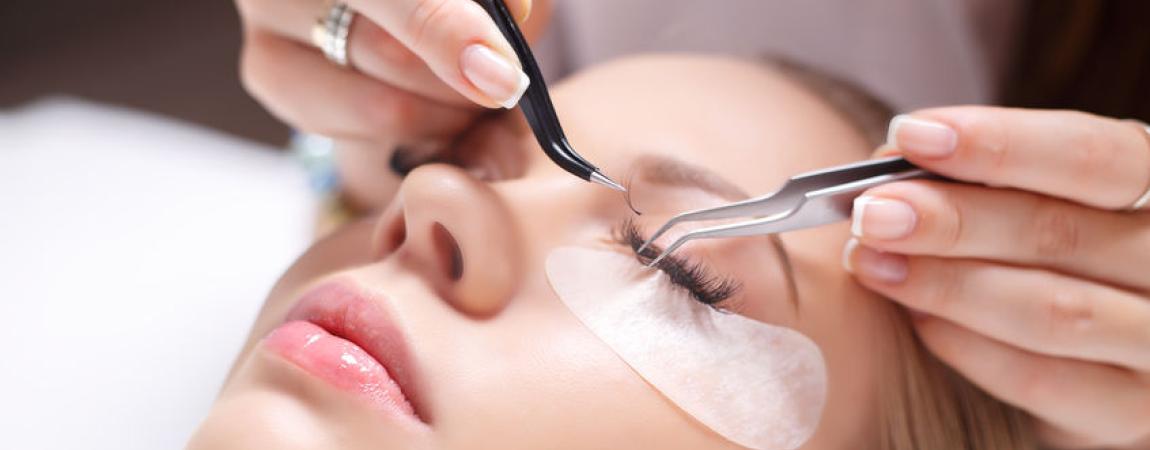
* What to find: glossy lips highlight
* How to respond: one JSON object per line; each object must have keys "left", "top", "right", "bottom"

{"left": 265, "top": 321, "right": 416, "bottom": 414}
{"left": 262, "top": 281, "right": 427, "bottom": 428}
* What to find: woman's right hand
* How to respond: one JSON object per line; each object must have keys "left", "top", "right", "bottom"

{"left": 235, "top": 0, "right": 546, "bottom": 206}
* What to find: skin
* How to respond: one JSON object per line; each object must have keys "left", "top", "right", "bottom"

{"left": 187, "top": 55, "right": 898, "bottom": 449}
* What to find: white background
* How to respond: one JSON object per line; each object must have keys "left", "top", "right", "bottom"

{"left": 0, "top": 99, "right": 313, "bottom": 450}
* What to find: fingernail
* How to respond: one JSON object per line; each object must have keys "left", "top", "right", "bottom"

{"left": 853, "top": 245, "right": 909, "bottom": 284}
{"left": 888, "top": 114, "right": 958, "bottom": 158}
{"left": 461, "top": 44, "right": 530, "bottom": 109}
{"left": 852, "top": 196, "right": 917, "bottom": 240}
{"left": 842, "top": 237, "right": 860, "bottom": 273}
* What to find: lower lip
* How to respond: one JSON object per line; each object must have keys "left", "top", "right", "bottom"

{"left": 263, "top": 320, "right": 416, "bottom": 419}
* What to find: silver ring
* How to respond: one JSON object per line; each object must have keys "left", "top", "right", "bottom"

{"left": 1127, "top": 120, "right": 1150, "bottom": 211}
{"left": 311, "top": 2, "right": 355, "bottom": 67}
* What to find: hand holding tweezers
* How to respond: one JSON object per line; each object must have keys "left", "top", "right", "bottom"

{"left": 639, "top": 156, "right": 945, "bottom": 266}
{"left": 477, "top": 0, "right": 625, "bottom": 192}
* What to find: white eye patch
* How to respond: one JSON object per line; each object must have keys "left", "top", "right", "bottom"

{"left": 545, "top": 247, "right": 827, "bottom": 450}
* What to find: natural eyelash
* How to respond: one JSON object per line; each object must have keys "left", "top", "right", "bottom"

{"left": 612, "top": 219, "right": 743, "bottom": 308}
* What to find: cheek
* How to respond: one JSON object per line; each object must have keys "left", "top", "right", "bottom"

{"left": 782, "top": 224, "right": 891, "bottom": 444}
{"left": 428, "top": 285, "right": 721, "bottom": 448}
{"left": 189, "top": 388, "right": 331, "bottom": 450}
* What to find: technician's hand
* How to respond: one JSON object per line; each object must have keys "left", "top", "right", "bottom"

{"left": 843, "top": 107, "right": 1150, "bottom": 449}
{"left": 235, "top": 0, "right": 548, "bottom": 208}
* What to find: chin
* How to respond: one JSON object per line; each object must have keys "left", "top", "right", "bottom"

{"left": 189, "top": 350, "right": 423, "bottom": 450}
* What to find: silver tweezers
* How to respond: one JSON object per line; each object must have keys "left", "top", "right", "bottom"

{"left": 639, "top": 156, "right": 940, "bottom": 266}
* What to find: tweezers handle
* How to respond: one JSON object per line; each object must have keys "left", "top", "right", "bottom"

{"left": 688, "top": 164, "right": 944, "bottom": 239}
{"left": 642, "top": 158, "right": 951, "bottom": 264}
{"left": 794, "top": 156, "right": 918, "bottom": 183}
{"left": 657, "top": 157, "right": 928, "bottom": 223}
{"left": 476, "top": 0, "right": 598, "bottom": 179}
{"left": 792, "top": 167, "right": 938, "bottom": 229}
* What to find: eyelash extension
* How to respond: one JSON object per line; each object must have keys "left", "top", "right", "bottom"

{"left": 622, "top": 171, "right": 643, "bottom": 216}
{"left": 613, "top": 219, "right": 743, "bottom": 309}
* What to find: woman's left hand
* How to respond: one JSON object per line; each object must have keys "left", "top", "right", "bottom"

{"left": 843, "top": 106, "right": 1150, "bottom": 449}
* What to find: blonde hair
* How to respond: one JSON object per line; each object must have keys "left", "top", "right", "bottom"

{"left": 878, "top": 308, "right": 1035, "bottom": 450}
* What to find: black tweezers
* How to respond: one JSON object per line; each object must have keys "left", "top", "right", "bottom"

{"left": 477, "top": 0, "right": 626, "bottom": 192}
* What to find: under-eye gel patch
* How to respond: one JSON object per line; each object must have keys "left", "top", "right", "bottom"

{"left": 546, "top": 247, "right": 827, "bottom": 450}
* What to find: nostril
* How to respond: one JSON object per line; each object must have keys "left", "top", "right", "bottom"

{"left": 432, "top": 223, "right": 463, "bottom": 281}
{"left": 390, "top": 222, "right": 407, "bottom": 251}
{"left": 378, "top": 210, "right": 407, "bottom": 257}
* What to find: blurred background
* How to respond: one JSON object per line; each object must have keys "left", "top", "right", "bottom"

{"left": 0, "top": 0, "right": 287, "bottom": 143}
{"left": 0, "top": 1, "right": 1147, "bottom": 449}
{"left": 2, "top": 0, "right": 1148, "bottom": 145}
{"left": 1, "top": 2, "right": 307, "bottom": 449}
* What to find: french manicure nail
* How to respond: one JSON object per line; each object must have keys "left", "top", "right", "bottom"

{"left": 852, "top": 196, "right": 917, "bottom": 240}
{"left": 888, "top": 114, "right": 958, "bottom": 157}
{"left": 460, "top": 44, "right": 530, "bottom": 109}
{"left": 853, "top": 245, "right": 909, "bottom": 284}
{"left": 842, "top": 237, "right": 860, "bottom": 273}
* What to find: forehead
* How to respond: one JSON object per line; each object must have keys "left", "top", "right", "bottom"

{"left": 548, "top": 55, "right": 872, "bottom": 194}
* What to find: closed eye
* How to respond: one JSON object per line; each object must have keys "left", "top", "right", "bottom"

{"left": 612, "top": 219, "right": 742, "bottom": 310}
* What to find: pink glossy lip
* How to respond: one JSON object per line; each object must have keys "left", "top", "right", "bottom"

{"left": 263, "top": 280, "right": 428, "bottom": 427}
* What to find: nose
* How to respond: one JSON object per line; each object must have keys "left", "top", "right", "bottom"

{"left": 372, "top": 164, "right": 524, "bottom": 317}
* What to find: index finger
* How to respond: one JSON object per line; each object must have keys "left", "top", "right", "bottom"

{"left": 346, "top": 0, "right": 533, "bottom": 108}
{"left": 886, "top": 106, "right": 1150, "bottom": 210}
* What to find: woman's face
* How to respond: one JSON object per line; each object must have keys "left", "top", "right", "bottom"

{"left": 189, "top": 55, "right": 895, "bottom": 450}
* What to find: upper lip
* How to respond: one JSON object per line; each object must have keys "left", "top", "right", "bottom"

{"left": 284, "top": 278, "right": 429, "bottom": 423}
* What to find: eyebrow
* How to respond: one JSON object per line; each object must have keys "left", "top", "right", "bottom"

{"left": 632, "top": 154, "right": 802, "bottom": 311}
{"left": 630, "top": 155, "right": 750, "bottom": 201}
